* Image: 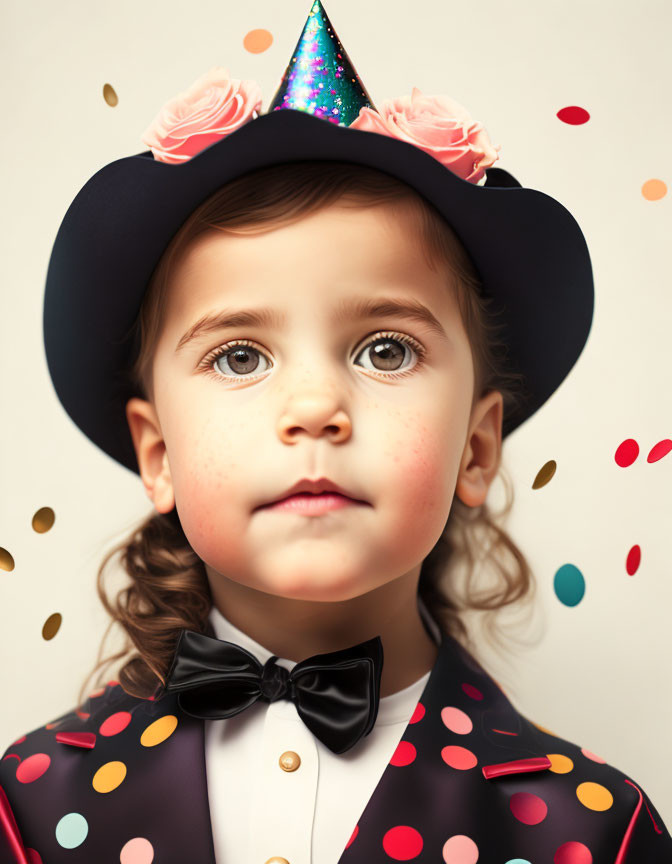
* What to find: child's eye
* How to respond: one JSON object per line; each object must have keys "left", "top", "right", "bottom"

{"left": 197, "top": 331, "right": 427, "bottom": 382}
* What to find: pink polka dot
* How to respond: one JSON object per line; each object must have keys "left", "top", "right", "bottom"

{"left": 390, "top": 740, "right": 417, "bottom": 767}
{"left": 345, "top": 824, "right": 359, "bottom": 849}
{"left": 461, "top": 683, "right": 483, "bottom": 700}
{"left": 409, "top": 703, "right": 425, "bottom": 723}
{"left": 11, "top": 735, "right": 26, "bottom": 746}
{"left": 383, "top": 825, "right": 423, "bottom": 860}
{"left": 120, "top": 837, "right": 154, "bottom": 864}
{"left": 26, "top": 850, "right": 42, "bottom": 864}
{"left": 442, "top": 834, "right": 479, "bottom": 864}
{"left": 441, "top": 707, "right": 473, "bottom": 734}
{"left": 441, "top": 745, "right": 478, "bottom": 770}
{"left": 554, "top": 841, "right": 593, "bottom": 864}
{"left": 99, "top": 711, "right": 132, "bottom": 736}
{"left": 16, "top": 753, "right": 51, "bottom": 783}
{"left": 510, "top": 791, "right": 548, "bottom": 824}
{"left": 581, "top": 748, "right": 606, "bottom": 764}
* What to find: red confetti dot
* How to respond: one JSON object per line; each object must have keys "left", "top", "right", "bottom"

{"left": 510, "top": 791, "right": 548, "bottom": 824}
{"left": 16, "top": 753, "right": 50, "bottom": 783}
{"left": 382, "top": 825, "right": 423, "bottom": 860}
{"left": 557, "top": 106, "right": 591, "bottom": 125}
{"left": 99, "top": 711, "right": 132, "bottom": 736}
{"left": 614, "top": 438, "right": 639, "bottom": 467}
{"left": 461, "top": 682, "right": 483, "bottom": 700}
{"left": 390, "top": 740, "right": 417, "bottom": 767}
{"left": 647, "top": 439, "right": 672, "bottom": 462}
{"left": 554, "top": 840, "right": 593, "bottom": 863}
{"left": 409, "top": 702, "right": 425, "bottom": 723}
{"left": 626, "top": 544, "right": 641, "bottom": 576}
{"left": 345, "top": 824, "right": 359, "bottom": 849}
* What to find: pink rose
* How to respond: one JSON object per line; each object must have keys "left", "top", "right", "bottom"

{"left": 349, "top": 86, "right": 500, "bottom": 185}
{"left": 140, "top": 67, "right": 263, "bottom": 164}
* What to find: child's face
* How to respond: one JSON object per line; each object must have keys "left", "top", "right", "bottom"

{"left": 126, "top": 200, "right": 502, "bottom": 603}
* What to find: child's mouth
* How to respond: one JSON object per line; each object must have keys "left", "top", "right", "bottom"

{"left": 259, "top": 491, "right": 365, "bottom": 516}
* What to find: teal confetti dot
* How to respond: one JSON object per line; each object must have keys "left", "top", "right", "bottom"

{"left": 55, "top": 812, "right": 88, "bottom": 848}
{"left": 554, "top": 563, "right": 585, "bottom": 606}
{"left": 505, "top": 860, "right": 532, "bottom": 864}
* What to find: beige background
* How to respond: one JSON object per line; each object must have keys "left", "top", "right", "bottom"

{"left": 1, "top": 0, "right": 671, "bottom": 827}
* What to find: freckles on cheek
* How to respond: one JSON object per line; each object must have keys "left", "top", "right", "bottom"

{"left": 387, "top": 427, "right": 453, "bottom": 528}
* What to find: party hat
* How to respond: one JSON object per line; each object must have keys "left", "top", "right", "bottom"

{"left": 267, "top": 0, "right": 376, "bottom": 125}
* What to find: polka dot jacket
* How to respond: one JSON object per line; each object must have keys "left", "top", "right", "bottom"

{"left": 1, "top": 629, "right": 670, "bottom": 863}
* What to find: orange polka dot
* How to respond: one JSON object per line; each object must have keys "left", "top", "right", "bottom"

{"left": 243, "top": 28, "right": 273, "bottom": 54}
{"left": 140, "top": 715, "right": 178, "bottom": 747}
{"left": 441, "top": 745, "right": 478, "bottom": 770}
{"left": 641, "top": 178, "right": 667, "bottom": 200}
{"left": 576, "top": 780, "right": 613, "bottom": 811}
{"left": 547, "top": 753, "right": 574, "bottom": 773}
{"left": 92, "top": 760, "right": 127, "bottom": 793}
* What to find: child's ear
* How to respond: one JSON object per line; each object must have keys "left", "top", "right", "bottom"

{"left": 125, "top": 397, "right": 175, "bottom": 514}
{"left": 454, "top": 389, "right": 503, "bottom": 508}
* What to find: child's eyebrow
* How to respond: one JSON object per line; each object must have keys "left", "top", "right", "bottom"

{"left": 174, "top": 296, "right": 449, "bottom": 353}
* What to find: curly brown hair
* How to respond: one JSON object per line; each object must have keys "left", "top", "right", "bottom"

{"left": 77, "top": 160, "right": 536, "bottom": 708}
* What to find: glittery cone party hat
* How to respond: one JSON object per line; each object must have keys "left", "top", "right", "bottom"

{"left": 267, "top": 0, "right": 376, "bottom": 125}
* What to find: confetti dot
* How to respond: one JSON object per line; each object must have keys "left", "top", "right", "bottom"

{"left": 120, "top": 837, "right": 155, "bottom": 864}
{"left": 641, "top": 179, "right": 667, "bottom": 200}
{"left": 441, "top": 707, "right": 473, "bottom": 735}
{"left": 532, "top": 459, "right": 556, "bottom": 489}
{"left": 576, "top": 781, "right": 613, "bottom": 811}
{"left": 581, "top": 748, "right": 606, "bottom": 764}
{"left": 42, "top": 613, "right": 62, "bottom": 640}
{"left": 141, "top": 714, "right": 178, "bottom": 747}
{"left": 345, "top": 824, "right": 359, "bottom": 849}
{"left": 461, "top": 683, "right": 483, "bottom": 701}
{"left": 647, "top": 439, "right": 672, "bottom": 462}
{"left": 25, "top": 850, "right": 42, "bottom": 864}
{"left": 103, "top": 83, "right": 118, "bottom": 107}
{"left": 553, "top": 563, "right": 585, "bottom": 607}
{"left": 557, "top": 106, "right": 590, "bottom": 125}
{"left": 409, "top": 702, "right": 425, "bottom": 723}
{"left": 243, "top": 28, "right": 273, "bottom": 53}
{"left": 614, "top": 438, "right": 638, "bottom": 467}
{"left": 626, "top": 544, "right": 641, "bottom": 576}
{"left": 16, "top": 753, "right": 50, "bottom": 783}
{"left": 510, "top": 791, "right": 548, "bottom": 824}
{"left": 0, "top": 547, "right": 15, "bottom": 571}
{"left": 99, "top": 711, "right": 132, "bottom": 736}
{"left": 390, "top": 740, "right": 417, "bottom": 766}
{"left": 55, "top": 813, "right": 88, "bottom": 849}
{"left": 92, "top": 760, "right": 127, "bottom": 793}
{"left": 442, "top": 834, "right": 479, "bottom": 864}
{"left": 547, "top": 753, "right": 574, "bottom": 773}
{"left": 32, "top": 507, "right": 55, "bottom": 533}
{"left": 554, "top": 840, "right": 592, "bottom": 863}
{"left": 441, "top": 745, "right": 478, "bottom": 770}
{"left": 382, "top": 825, "right": 423, "bottom": 859}
{"left": 505, "top": 860, "right": 532, "bottom": 864}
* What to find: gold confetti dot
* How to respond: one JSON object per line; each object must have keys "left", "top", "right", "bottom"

{"left": 641, "top": 178, "right": 667, "bottom": 200}
{"left": 243, "top": 28, "right": 273, "bottom": 54}
{"left": 532, "top": 459, "right": 556, "bottom": 489}
{"left": 0, "top": 547, "right": 15, "bottom": 571}
{"left": 32, "top": 506, "right": 55, "bottom": 533}
{"left": 42, "top": 613, "right": 62, "bottom": 641}
{"left": 103, "top": 83, "right": 118, "bottom": 107}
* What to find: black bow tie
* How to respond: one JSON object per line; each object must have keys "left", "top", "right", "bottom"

{"left": 159, "top": 629, "right": 384, "bottom": 754}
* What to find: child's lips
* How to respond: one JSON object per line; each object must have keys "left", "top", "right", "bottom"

{"left": 257, "top": 491, "right": 368, "bottom": 515}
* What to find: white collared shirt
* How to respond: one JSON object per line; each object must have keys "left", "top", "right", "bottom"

{"left": 204, "top": 598, "right": 441, "bottom": 864}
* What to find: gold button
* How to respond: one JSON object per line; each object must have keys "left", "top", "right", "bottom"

{"left": 278, "top": 750, "right": 301, "bottom": 772}
{"left": 264, "top": 858, "right": 290, "bottom": 864}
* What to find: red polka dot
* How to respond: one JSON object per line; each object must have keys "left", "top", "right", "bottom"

{"left": 16, "top": 753, "right": 51, "bottom": 783}
{"left": 441, "top": 745, "right": 478, "bottom": 770}
{"left": 554, "top": 841, "right": 593, "bottom": 863}
{"left": 557, "top": 106, "right": 591, "bottom": 125}
{"left": 2, "top": 754, "right": 21, "bottom": 763}
{"left": 382, "top": 825, "right": 423, "bottom": 860}
{"left": 409, "top": 702, "right": 425, "bottom": 723}
{"left": 510, "top": 791, "right": 548, "bottom": 824}
{"left": 26, "top": 850, "right": 43, "bottom": 864}
{"left": 648, "top": 439, "right": 672, "bottom": 463}
{"left": 625, "top": 545, "right": 641, "bottom": 576}
{"left": 461, "top": 683, "right": 483, "bottom": 700}
{"left": 390, "top": 741, "right": 417, "bottom": 767}
{"left": 345, "top": 824, "right": 359, "bottom": 849}
{"left": 11, "top": 735, "right": 26, "bottom": 746}
{"left": 99, "top": 711, "right": 132, "bottom": 736}
{"left": 615, "top": 439, "right": 638, "bottom": 467}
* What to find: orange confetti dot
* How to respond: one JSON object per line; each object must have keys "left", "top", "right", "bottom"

{"left": 641, "top": 178, "right": 667, "bottom": 200}
{"left": 243, "top": 28, "right": 273, "bottom": 54}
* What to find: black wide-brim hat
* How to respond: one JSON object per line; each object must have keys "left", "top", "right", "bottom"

{"left": 43, "top": 105, "right": 594, "bottom": 476}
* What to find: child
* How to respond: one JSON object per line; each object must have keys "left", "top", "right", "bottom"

{"left": 2, "top": 2, "right": 670, "bottom": 862}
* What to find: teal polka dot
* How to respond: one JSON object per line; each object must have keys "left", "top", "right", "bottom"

{"left": 553, "top": 563, "right": 585, "bottom": 606}
{"left": 504, "top": 859, "right": 532, "bottom": 864}
{"left": 55, "top": 812, "right": 88, "bottom": 848}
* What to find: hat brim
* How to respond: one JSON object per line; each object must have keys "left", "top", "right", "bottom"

{"left": 43, "top": 108, "right": 594, "bottom": 475}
